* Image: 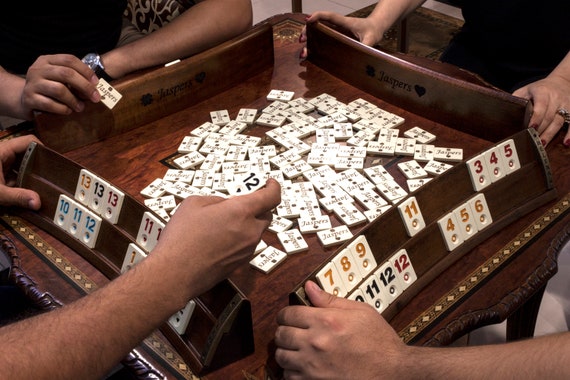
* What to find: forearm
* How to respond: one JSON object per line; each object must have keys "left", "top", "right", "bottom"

{"left": 184, "top": 0, "right": 253, "bottom": 49}
{"left": 103, "top": 0, "right": 252, "bottom": 78}
{"left": 0, "top": 179, "right": 279, "bottom": 379}
{"left": 549, "top": 51, "right": 570, "bottom": 84}
{"left": 0, "top": 250, "right": 189, "bottom": 380}
{"left": 367, "top": 0, "right": 428, "bottom": 36}
{"left": 0, "top": 68, "right": 29, "bottom": 120}
{"left": 404, "top": 333, "right": 570, "bottom": 379}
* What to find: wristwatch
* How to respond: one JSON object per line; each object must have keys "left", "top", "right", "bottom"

{"left": 81, "top": 53, "right": 113, "bottom": 82}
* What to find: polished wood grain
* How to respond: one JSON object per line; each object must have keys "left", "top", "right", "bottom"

{"left": 3, "top": 14, "right": 569, "bottom": 379}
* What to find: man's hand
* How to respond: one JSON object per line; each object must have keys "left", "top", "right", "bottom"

{"left": 20, "top": 54, "right": 101, "bottom": 119}
{"left": 149, "top": 178, "right": 281, "bottom": 299}
{"left": 0, "top": 135, "right": 42, "bottom": 209}
{"left": 275, "top": 280, "right": 407, "bottom": 379}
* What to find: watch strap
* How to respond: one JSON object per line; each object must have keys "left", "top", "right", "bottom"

{"left": 94, "top": 66, "right": 113, "bottom": 82}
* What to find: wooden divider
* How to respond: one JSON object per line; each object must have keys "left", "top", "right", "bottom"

{"left": 306, "top": 21, "right": 531, "bottom": 143}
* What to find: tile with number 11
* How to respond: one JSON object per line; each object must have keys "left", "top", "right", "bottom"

{"left": 397, "top": 196, "right": 426, "bottom": 237}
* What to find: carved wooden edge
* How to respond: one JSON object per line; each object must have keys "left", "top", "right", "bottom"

{"left": 122, "top": 350, "right": 167, "bottom": 380}
{"left": 397, "top": 194, "right": 570, "bottom": 345}
{"left": 1, "top": 232, "right": 62, "bottom": 311}
{"left": 423, "top": 219, "right": 570, "bottom": 346}
{"left": 0, "top": 219, "right": 167, "bottom": 380}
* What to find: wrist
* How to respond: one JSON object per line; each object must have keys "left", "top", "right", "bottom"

{"left": 81, "top": 53, "right": 114, "bottom": 82}
{"left": 7, "top": 76, "right": 34, "bottom": 120}
{"left": 137, "top": 246, "right": 198, "bottom": 309}
{"left": 100, "top": 49, "right": 134, "bottom": 80}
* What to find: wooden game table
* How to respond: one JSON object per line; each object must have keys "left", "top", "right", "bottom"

{"left": 2, "top": 14, "right": 569, "bottom": 379}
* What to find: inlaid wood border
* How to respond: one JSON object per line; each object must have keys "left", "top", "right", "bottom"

{"left": 398, "top": 193, "right": 570, "bottom": 343}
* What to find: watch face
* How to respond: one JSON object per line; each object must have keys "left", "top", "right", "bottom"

{"left": 82, "top": 53, "right": 101, "bottom": 71}
{"left": 81, "top": 52, "right": 112, "bottom": 81}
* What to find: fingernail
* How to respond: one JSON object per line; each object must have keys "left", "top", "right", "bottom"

{"left": 541, "top": 139, "right": 546, "bottom": 146}
{"left": 90, "top": 74, "right": 99, "bottom": 85}
{"left": 91, "top": 90, "right": 101, "bottom": 102}
{"left": 27, "top": 197, "right": 40, "bottom": 210}
{"left": 75, "top": 101, "right": 85, "bottom": 112}
{"left": 564, "top": 139, "right": 570, "bottom": 147}
{"left": 530, "top": 124, "right": 538, "bottom": 129}
{"left": 306, "top": 280, "right": 320, "bottom": 293}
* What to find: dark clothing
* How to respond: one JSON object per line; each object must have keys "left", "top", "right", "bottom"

{"left": 0, "top": 0, "right": 127, "bottom": 74}
{"left": 440, "top": 0, "right": 570, "bottom": 92}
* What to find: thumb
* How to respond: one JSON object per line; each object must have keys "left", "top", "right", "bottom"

{"left": 511, "top": 87, "right": 528, "bottom": 99}
{"left": 305, "top": 280, "right": 359, "bottom": 310}
{"left": 0, "top": 186, "right": 41, "bottom": 210}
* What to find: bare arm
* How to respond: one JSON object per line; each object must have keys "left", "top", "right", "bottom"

{"left": 102, "top": 0, "right": 253, "bottom": 78}
{"left": 299, "top": 0, "right": 426, "bottom": 58}
{"left": 275, "top": 280, "right": 570, "bottom": 379}
{"left": 0, "top": 67, "right": 28, "bottom": 119}
{"left": 407, "top": 332, "right": 570, "bottom": 379}
{"left": 513, "top": 51, "right": 570, "bottom": 147}
{"left": 0, "top": 179, "right": 281, "bottom": 379}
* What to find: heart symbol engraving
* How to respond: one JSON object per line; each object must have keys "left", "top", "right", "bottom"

{"left": 414, "top": 85, "right": 426, "bottom": 97}
{"left": 195, "top": 72, "right": 206, "bottom": 83}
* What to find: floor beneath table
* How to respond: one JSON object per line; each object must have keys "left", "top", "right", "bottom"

{"left": 253, "top": 0, "right": 570, "bottom": 346}
{"left": 469, "top": 240, "right": 570, "bottom": 345}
